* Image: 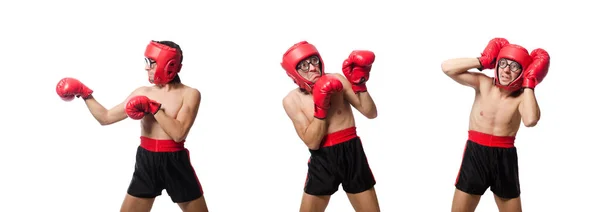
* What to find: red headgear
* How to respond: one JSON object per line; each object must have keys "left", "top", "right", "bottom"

{"left": 281, "top": 41, "right": 324, "bottom": 92}
{"left": 144, "top": 41, "right": 183, "bottom": 85}
{"left": 494, "top": 44, "right": 532, "bottom": 92}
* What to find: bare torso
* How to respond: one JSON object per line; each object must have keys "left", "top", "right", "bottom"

{"left": 469, "top": 77, "right": 523, "bottom": 136}
{"left": 134, "top": 84, "right": 192, "bottom": 140}
{"left": 292, "top": 75, "right": 356, "bottom": 134}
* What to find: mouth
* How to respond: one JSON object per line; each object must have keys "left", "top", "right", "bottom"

{"left": 500, "top": 74, "right": 511, "bottom": 81}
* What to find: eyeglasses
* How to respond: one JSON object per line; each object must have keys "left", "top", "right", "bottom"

{"left": 296, "top": 56, "right": 320, "bottom": 72}
{"left": 498, "top": 58, "right": 522, "bottom": 72}
{"left": 145, "top": 58, "right": 156, "bottom": 67}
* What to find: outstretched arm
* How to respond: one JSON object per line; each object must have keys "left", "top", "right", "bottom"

{"left": 153, "top": 89, "right": 202, "bottom": 142}
{"left": 84, "top": 87, "right": 144, "bottom": 126}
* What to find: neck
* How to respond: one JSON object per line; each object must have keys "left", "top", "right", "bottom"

{"left": 155, "top": 83, "right": 179, "bottom": 91}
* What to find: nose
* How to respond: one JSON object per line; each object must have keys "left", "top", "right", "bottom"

{"left": 308, "top": 63, "right": 318, "bottom": 72}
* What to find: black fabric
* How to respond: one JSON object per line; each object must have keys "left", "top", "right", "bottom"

{"left": 127, "top": 146, "right": 203, "bottom": 203}
{"left": 304, "top": 137, "right": 376, "bottom": 195}
{"left": 455, "top": 140, "right": 520, "bottom": 199}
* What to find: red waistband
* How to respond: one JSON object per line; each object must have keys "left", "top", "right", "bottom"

{"left": 140, "top": 136, "right": 185, "bottom": 152}
{"left": 321, "top": 127, "right": 358, "bottom": 147}
{"left": 468, "top": 130, "right": 515, "bottom": 148}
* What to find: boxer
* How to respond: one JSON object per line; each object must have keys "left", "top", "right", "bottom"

{"left": 56, "top": 40, "right": 208, "bottom": 212}
{"left": 441, "top": 37, "right": 550, "bottom": 212}
{"left": 281, "top": 41, "right": 381, "bottom": 212}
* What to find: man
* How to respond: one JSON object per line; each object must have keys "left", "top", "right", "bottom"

{"left": 56, "top": 40, "right": 208, "bottom": 212}
{"left": 441, "top": 37, "right": 550, "bottom": 212}
{"left": 281, "top": 41, "right": 381, "bottom": 212}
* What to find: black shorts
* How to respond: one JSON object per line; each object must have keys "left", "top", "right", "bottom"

{"left": 127, "top": 137, "right": 203, "bottom": 203}
{"left": 304, "top": 136, "right": 376, "bottom": 196}
{"left": 455, "top": 139, "right": 520, "bottom": 199}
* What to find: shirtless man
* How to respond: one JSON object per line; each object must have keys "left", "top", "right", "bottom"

{"left": 56, "top": 40, "right": 208, "bottom": 212}
{"left": 281, "top": 41, "right": 380, "bottom": 212}
{"left": 441, "top": 38, "right": 550, "bottom": 212}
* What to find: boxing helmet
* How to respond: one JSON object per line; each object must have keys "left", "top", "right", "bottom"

{"left": 281, "top": 41, "right": 324, "bottom": 92}
{"left": 494, "top": 44, "right": 532, "bottom": 92}
{"left": 144, "top": 41, "right": 183, "bottom": 85}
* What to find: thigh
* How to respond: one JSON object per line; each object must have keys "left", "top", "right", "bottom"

{"left": 127, "top": 147, "right": 163, "bottom": 199}
{"left": 455, "top": 140, "right": 491, "bottom": 196}
{"left": 120, "top": 194, "right": 155, "bottom": 212}
{"left": 177, "top": 196, "right": 209, "bottom": 212}
{"left": 304, "top": 149, "right": 342, "bottom": 196}
{"left": 300, "top": 192, "right": 331, "bottom": 212}
{"left": 341, "top": 138, "right": 376, "bottom": 194}
{"left": 346, "top": 187, "right": 380, "bottom": 212}
{"left": 163, "top": 149, "right": 204, "bottom": 203}
{"left": 451, "top": 188, "right": 482, "bottom": 212}
{"left": 494, "top": 195, "right": 522, "bottom": 212}
{"left": 491, "top": 147, "right": 520, "bottom": 199}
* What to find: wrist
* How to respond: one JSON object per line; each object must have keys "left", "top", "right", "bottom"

{"left": 522, "top": 78, "right": 537, "bottom": 89}
{"left": 352, "top": 84, "right": 367, "bottom": 93}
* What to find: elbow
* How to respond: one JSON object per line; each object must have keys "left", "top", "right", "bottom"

{"left": 441, "top": 61, "right": 452, "bottom": 74}
{"left": 366, "top": 110, "right": 378, "bottom": 119}
{"left": 523, "top": 118, "right": 539, "bottom": 127}
{"left": 305, "top": 138, "right": 322, "bottom": 150}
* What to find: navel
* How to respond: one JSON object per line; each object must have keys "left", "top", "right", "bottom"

{"left": 480, "top": 111, "right": 484, "bottom": 116}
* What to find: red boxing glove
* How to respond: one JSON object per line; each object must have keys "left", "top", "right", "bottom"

{"left": 342, "top": 50, "right": 375, "bottom": 93}
{"left": 125, "top": 96, "right": 162, "bottom": 120}
{"left": 56, "top": 77, "right": 94, "bottom": 101}
{"left": 313, "top": 75, "right": 343, "bottom": 119}
{"left": 522, "top": 48, "right": 550, "bottom": 89}
{"left": 478, "top": 38, "right": 510, "bottom": 70}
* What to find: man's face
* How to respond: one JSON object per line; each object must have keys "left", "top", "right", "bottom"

{"left": 145, "top": 57, "right": 157, "bottom": 83}
{"left": 296, "top": 55, "right": 322, "bottom": 82}
{"left": 497, "top": 58, "right": 523, "bottom": 85}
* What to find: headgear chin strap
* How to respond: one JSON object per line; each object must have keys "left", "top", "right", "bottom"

{"left": 494, "top": 44, "right": 532, "bottom": 92}
{"left": 145, "top": 41, "right": 182, "bottom": 85}
{"left": 281, "top": 41, "right": 324, "bottom": 92}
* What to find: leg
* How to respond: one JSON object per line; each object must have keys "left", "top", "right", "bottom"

{"left": 302, "top": 149, "right": 342, "bottom": 211}
{"left": 341, "top": 138, "right": 379, "bottom": 212}
{"left": 300, "top": 193, "right": 331, "bottom": 212}
{"left": 177, "top": 196, "right": 209, "bottom": 212}
{"left": 453, "top": 140, "right": 492, "bottom": 212}
{"left": 346, "top": 187, "right": 380, "bottom": 212}
{"left": 451, "top": 189, "right": 481, "bottom": 212}
{"left": 123, "top": 147, "right": 163, "bottom": 212}
{"left": 491, "top": 146, "right": 522, "bottom": 212}
{"left": 494, "top": 195, "right": 522, "bottom": 212}
{"left": 120, "top": 194, "right": 155, "bottom": 212}
{"left": 164, "top": 149, "right": 205, "bottom": 207}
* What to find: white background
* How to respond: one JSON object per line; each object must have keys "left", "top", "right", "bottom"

{"left": 1, "top": 0, "right": 598, "bottom": 211}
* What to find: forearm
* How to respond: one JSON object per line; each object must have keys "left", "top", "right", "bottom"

{"left": 521, "top": 89, "right": 541, "bottom": 127}
{"left": 153, "top": 110, "right": 186, "bottom": 142}
{"left": 83, "top": 96, "right": 110, "bottom": 125}
{"left": 303, "top": 119, "right": 328, "bottom": 150}
{"left": 356, "top": 92, "right": 377, "bottom": 119}
{"left": 441, "top": 58, "right": 482, "bottom": 75}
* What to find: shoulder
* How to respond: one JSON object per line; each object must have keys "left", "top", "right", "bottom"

{"left": 130, "top": 86, "right": 152, "bottom": 96}
{"left": 183, "top": 86, "right": 201, "bottom": 102}
{"left": 283, "top": 89, "right": 301, "bottom": 107}
{"left": 329, "top": 73, "right": 345, "bottom": 80}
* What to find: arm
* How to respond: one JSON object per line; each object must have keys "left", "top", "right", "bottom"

{"left": 283, "top": 94, "right": 327, "bottom": 150}
{"left": 153, "top": 89, "right": 201, "bottom": 142}
{"left": 441, "top": 58, "right": 487, "bottom": 90}
{"left": 84, "top": 87, "right": 143, "bottom": 126}
{"left": 518, "top": 89, "right": 541, "bottom": 127}
{"left": 334, "top": 73, "right": 377, "bottom": 119}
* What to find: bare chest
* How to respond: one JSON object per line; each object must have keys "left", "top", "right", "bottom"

{"left": 473, "top": 92, "right": 521, "bottom": 127}
{"left": 141, "top": 91, "right": 184, "bottom": 118}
